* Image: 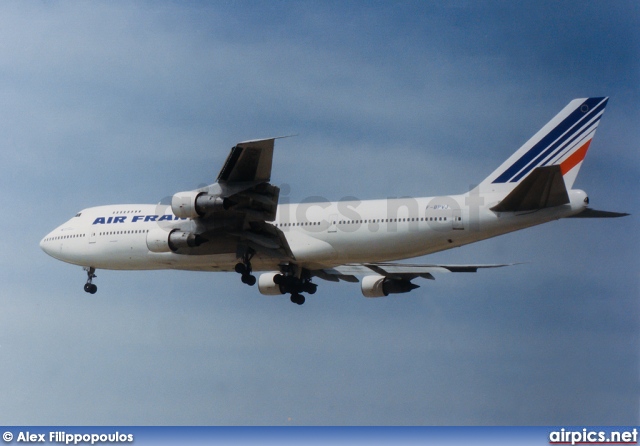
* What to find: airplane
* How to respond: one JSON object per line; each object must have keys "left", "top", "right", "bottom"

{"left": 40, "top": 97, "right": 627, "bottom": 305}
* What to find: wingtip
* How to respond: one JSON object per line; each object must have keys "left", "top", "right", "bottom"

{"left": 237, "top": 135, "right": 298, "bottom": 145}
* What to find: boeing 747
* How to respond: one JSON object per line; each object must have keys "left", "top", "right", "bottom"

{"left": 41, "top": 98, "right": 627, "bottom": 304}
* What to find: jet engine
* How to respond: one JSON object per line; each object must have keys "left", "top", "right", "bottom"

{"left": 258, "top": 272, "right": 318, "bottom": 296}
{"left": 171, "top": 191, "right": 232, "bottom": 219}
{"left": 146, "top": 227, "right": 204, "bottom": 253}
{"left": 361, "top": 275, "right": 419, "bottom": 298}
{"left": 258, "top": 272, "right": 285, "bottom": 295}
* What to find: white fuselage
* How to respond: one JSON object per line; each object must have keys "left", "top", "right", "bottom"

{"left": 40, "top": 189, "right": 588, "bottom": 272}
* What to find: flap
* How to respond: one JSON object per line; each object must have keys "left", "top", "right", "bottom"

{"left": 317, "top": 262, "right": 515, "bottom": 282}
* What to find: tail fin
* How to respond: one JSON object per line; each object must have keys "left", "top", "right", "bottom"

{"left": 480, "top": 97, "right": 608, "bottom": 191}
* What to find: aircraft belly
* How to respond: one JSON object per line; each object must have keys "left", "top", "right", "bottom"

{"left": 308, "top": 225, "right": 451, "bottom": 264}
{"left": 285, "top": 231, "right": 338, "bottom": 263}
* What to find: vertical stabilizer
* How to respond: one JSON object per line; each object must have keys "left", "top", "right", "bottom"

{"left": 479, "top": 97, "right": 608, "bottom": 192}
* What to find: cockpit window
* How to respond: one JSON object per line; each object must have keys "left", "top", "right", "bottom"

{"left": 75, "top": 213, "right": 82, "bottom": 217}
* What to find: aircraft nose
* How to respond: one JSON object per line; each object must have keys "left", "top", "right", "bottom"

{"left": 40, "top": 232, "right": 55, "bottom": 257}
{"left": 40, "top": 235, "right": 48, "bottom": 253}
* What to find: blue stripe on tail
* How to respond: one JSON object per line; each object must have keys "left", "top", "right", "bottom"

{"left": 492, "top": 97, "right": 607, "bottom": 184}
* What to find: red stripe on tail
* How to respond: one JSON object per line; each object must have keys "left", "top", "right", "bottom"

{"left": 560, "top": 139, "right": 592, "bottom": 175}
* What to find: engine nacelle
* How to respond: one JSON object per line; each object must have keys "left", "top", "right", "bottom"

{"left": 146, "top": 228, "right": 204, "bottom": 253}
{"left": 171, "top": 191, "right": 202, "bottom": 219}
{"left": 361, "top": 275, "right": 420, "bottom": 298}
{"left": 171, "top": 191, "right": 232, "bottom": 219}
{"left": 258, "top": 272, "right": 285, "bottom": 295}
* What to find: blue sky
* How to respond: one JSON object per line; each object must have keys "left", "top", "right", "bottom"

{"left": 0, "top": 1, "right": 638, "bottom": 425}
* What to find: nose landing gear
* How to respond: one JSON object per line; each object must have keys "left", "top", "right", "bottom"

{"left": 83, "top": 267, "right": 97, "bottom": 294}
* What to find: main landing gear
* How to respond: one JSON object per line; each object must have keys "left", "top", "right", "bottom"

{"left": 235, "top": 250, "right": 257, "bottom": 286}
{"left": 235, "top": 251, "right": 317, "bottom": 305}
{"left": 83, "top": 267, "right": 97, "bottom": 294}
{"left": 273, "top": 268, "right": 317, "bottom": 305}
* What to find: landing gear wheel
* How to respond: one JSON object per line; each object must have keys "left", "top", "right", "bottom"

{"left": 236, "top": 249, "right": 256, "bottom": 287}
{"left": 290, "top": 293, "right": 305, "bottom": 305}
{"left": 234, "top": 263, "right": 247, "bottom": 274}
{"left": 241, "top": 274, "right": 256, "bottom": 286}
{"left": 83, "top": 267, "right": 97, "bottom": 294}
{"left": 303, "top": 282, "right": 317, "bottom": 294}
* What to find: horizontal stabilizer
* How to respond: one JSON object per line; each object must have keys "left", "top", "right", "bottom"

{"left": 491, "top": 165, "right": 569, "bottom": 213}
{"left": 566, "top": 208, "right": 630, "bottom": 218}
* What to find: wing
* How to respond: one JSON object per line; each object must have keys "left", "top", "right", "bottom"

{"left": 217, "top": 138, "right": 276, "bottom": 183}
{"left": 314, "top": 262, "right": 516, "bottom": 282}
{"left": 171, "top": 138, "right": 294, "bottom": 260}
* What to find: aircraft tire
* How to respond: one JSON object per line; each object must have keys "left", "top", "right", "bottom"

{"left": 303, "top": 282, "right": 317, "bottom": 294}
{"left": 242, "top": 274, "right": 256, "bottom": 286}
